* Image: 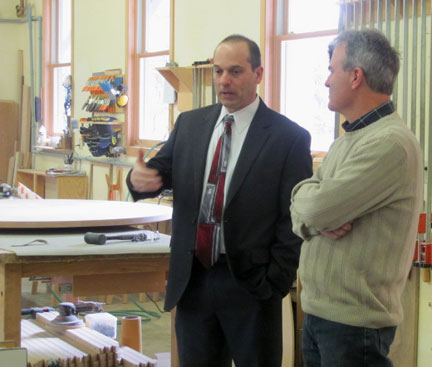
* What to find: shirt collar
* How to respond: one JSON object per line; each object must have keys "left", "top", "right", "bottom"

{"left": 342, "top": 101, "right": 395, "bottom": 132}
{"left": 217, "top": 95, "right": 260, "bottom": 133}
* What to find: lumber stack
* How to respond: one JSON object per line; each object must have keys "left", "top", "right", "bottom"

{"left": 20, "top": 311, "right": 157, "bottom": 367}
{"left": 120, "top": 347, "right": 156, "bottom": 367}
{"left": 22, "top": 320, "right": 89, "bottom": 367}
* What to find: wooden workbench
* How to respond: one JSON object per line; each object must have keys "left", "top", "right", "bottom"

{"left": 0, "top": 199, "right": 178, "bottom": 365}
{"left": 0, "top": 244, "right": 170, "bottom": 344}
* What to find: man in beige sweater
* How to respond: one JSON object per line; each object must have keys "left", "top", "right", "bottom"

{"left": 290, "top": 29, "right": 423, "bottom": 366}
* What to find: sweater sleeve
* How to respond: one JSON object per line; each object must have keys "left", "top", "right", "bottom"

{"left": 290, "top": 134, "right": 408, "bottom": 239}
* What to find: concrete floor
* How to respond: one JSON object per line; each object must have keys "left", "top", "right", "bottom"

{"left": 20, "top": 278, "right": 172, "bottom": 360}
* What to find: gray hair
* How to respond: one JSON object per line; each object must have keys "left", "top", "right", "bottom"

{"left": 328, "top": 29, "right": 400, "bottom": 95}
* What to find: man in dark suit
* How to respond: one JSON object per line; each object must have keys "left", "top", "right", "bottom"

{"left": 127, "top": 34, "right": 312, "bottom": 367}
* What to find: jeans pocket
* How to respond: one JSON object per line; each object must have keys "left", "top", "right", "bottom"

{"left": 377, "top": 326, "right": 397, "bottom": 356}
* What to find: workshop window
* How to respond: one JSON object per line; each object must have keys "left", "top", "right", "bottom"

{"left": 269, "top": 0, "right": 340, "bottom": 152}
{"left": 43, "top": 0, "right": 72, "bottom": 136}
{"left": 127, "top": 0, "right": 172, "bottom": 149}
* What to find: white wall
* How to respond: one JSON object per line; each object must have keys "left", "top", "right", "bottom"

{"left": 0, "top": 0, "right": 42, "bottom": 104}
{"left": 174, "top": 0, "right": 261, "bottom": 66}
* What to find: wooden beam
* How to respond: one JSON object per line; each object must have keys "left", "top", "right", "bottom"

{"left": 20, "top": 85, "right": 31, "bottom": 154}
{"left": 20, "top": 257, "right": 169, "bottom": 278}
{"left": 73, "top": 272, "right": 166, "bottom": 296}
{"left": 0, "top": 263, "right": 22, "bottom": 345}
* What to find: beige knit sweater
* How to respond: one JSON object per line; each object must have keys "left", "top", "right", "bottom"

{"left": 290, "top": 112, "right": 423, "bottom": 328}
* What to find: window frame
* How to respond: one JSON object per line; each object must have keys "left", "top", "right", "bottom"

{"left": 126, "top": 0, "right": 174, "bottom": 154}
{"left": 264, "top": 0, "right": 339, "bottom": 153}
{"left": 42, "top": 0, "right": 73, "bottom": 137}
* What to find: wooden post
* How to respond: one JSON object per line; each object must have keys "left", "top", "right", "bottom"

{"left": 282, "top": 293, "right": 295, "bottom": 367}
{"left": 170, "top": 309, "right": 179, "bottom": 367}
{"left": 0, "top": 262, "right": 22, "bottom": 345}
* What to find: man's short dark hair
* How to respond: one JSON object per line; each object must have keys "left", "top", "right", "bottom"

{"left": 218, "top": 34, "right": 262, "bottom": 70}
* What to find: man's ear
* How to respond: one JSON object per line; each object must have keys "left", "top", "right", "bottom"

{"left": 351, "top": 67, "right": 364, "bottom": 89}
{"left": 255, "top": 66, "right": 264, "bottom": 84}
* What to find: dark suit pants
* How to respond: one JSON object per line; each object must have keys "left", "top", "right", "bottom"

{"left": 175, "top": 257, "right": 283, "bottom": 367}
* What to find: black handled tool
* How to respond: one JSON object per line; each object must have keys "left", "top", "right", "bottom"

{"left": 21, "top": 306, "right": 55, "bottom": 318}
{"left": 84, "top": 230, "right": 148, "bottom": 245}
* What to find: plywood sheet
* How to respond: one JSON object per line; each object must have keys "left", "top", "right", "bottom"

{"left": 73, "top": 272, "right": 166, "bottom": 296}
{"left": 0, "top": 200, "right": 172, "bottom": 229}
{"left": 0, "top": 100, "right": 19, "bottom": 182}
{"left": 20, "top": 85, "right": 31, "bottom": 154}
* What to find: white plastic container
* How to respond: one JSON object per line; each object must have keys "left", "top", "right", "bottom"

{"left": 85, "top": 312, "right": 117, "bottom": 339}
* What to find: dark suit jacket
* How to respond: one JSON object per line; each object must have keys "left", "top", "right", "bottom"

{"left": 127, "top": 99, "right": 313, "bottom": 311}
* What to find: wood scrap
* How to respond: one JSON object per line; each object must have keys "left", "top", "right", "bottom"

{"left": 20, "top": 85, "right": 31, "bottom": 153}
{"left": 22, "top": 151, "right": 32, "bottom": 169}
{"left": 30, "top": 312, "right": 156, "bottom": 367}
{"left": 65, "top": 327, "right": 119, "bottom": 354}
{"left": 18, "top": 50, "right": 23, "bottom": 145}
{"left": 36, "top": 312, "right": 119, "bottom": 367}
{"left": 13, "top": 151, "right": 22, "bottom": 187}
{"left": 0, "top": 100, "right": 19, "bottom": 182}
{"left": 119, "top": 346, "right": 156, "bottom": 367}
{"left": 7, "top": 156, "right": 15, "bottom": 185}
{"left": 22, "top": 319, "right": 87, "bottom": 367}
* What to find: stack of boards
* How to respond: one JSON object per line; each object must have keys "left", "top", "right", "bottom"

{"left": 22, "top": 311, "right": 157, "bottom": 367}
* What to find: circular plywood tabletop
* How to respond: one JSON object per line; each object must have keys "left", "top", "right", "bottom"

{"left": 0, "top": 199, "right": 172, "bottom": 229}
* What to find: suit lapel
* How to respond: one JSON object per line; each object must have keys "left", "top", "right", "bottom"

{"left": 192, "top": 105, "right": 222, "bottom": 201}
{"left": 226, "top": 101, "right": 272, "bottom": 207}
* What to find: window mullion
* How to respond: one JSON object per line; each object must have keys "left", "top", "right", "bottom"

{"left": 142, "top": 0, "right": 147, "bottom": 52}
{"left": 137, "top": 50, "right": 169, "bottom": 58}
{"left": 275, "top": 0, "right": 340, "bottom": 152}
{"left": 284, "top": 0, "right": 289, "bottom": 35}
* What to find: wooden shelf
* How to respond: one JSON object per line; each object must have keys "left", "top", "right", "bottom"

{"left": 79, "top": 121, "right": 124, "bottom": 125}
{"left": 157, "top": 64, "right": 213, "bottom": 111}
{"left": 34, "top": 146, "right": 74, "bottom": 154}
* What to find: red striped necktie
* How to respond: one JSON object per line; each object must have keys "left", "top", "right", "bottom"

{"left": 195, "top": 114, "right": 234, "bottom": 268}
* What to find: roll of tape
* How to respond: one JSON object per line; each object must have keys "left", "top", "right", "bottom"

{"left": 121, "top": 316, "right": 142, "bottom": 353}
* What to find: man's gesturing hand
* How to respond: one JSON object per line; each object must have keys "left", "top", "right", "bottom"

{"left": 130, "top": 150, "right": 163, "bottom": 193}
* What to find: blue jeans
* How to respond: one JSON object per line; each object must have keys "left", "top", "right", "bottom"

{"left": 302, "top": 313, "right": 397, "bottom": 367}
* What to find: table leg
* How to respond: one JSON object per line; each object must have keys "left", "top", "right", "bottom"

{"left": 0, "top": 263, "right": 22, "bottom": 345}
{"left": 171, "top": 308, "right": 179, "bottom": 367}
{"left": 282, "top": 293, "right": 295, "bottom": 367}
